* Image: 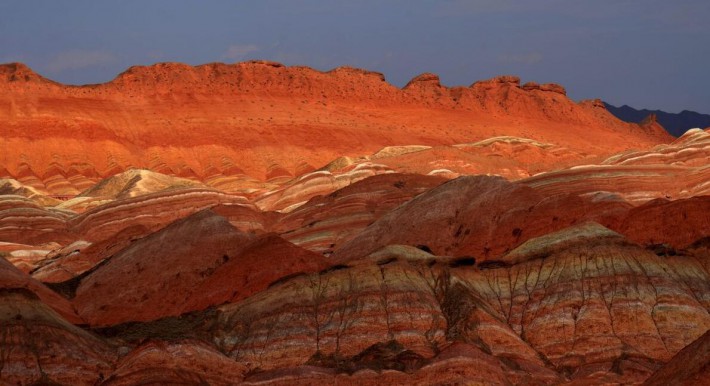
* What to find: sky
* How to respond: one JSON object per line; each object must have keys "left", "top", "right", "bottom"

{"left": 1, "top": 0, "right": 708, "bottom": 113}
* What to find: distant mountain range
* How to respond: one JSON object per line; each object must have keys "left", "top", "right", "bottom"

{"left": 605, "top": 102, "right": 710, "bottom": 137}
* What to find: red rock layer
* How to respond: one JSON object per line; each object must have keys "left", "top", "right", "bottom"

{"left": 333, "top": 175, "right": 632, "bottom": 262}
{"left": 73, "top": 210, "right": 327, "bottom": 326}
{"left": 457, "top": 225, "right": 710, "bottom": 384}
{"left": 0, "top": 254, "right": 111, "bottom": 385}
{"left": 32, "top": 229, "right": 144, "bottom": 283}
{"left": 239, "top": 342, "right": 561, "bottom": 385}
{"left": 1, "top": 241, "right": 58, "bottom": 274}
{"left": 0, "top": 195, "right": 73, "bottom": 246}
{"left": 0, "top": 178, "right": 61, "bottom": 206}
{"left": 520, "top": 164, "right": 710, "bottom": 203}
{"left": 614, "top": 196, "right": 710, "bottom": 248}
{"left": 201, "top": 226, "right": 710, "bottom": 384}
{"left": 0, "top": 254, "right": 81, "bottom": 324}
{"left": 603, "top": 127, "right": 710, "bottom": 167}
{"left": 333, "top": 174, "right": 710, "bottom": 268}
{"left": 274, "top": 173, "right": 447, "bottom": 253}
{"left": 181, "top": 233, "right": 329, "bottom": 312}
{"left": 643, "top": 330, "right": 710, "bottom": 386}
{"left": 209, "top": 250, "right": 502, "bottom": 373}
{"left": 102, "top": 340, "right": 247, "bottom": 386}
{"left": 68, "top": 187, "right": 254, "bottom": 241}
{"left": 77, "top": 168, "right": 206, "bottom": 200}
{"left": 0, "top": 179, "right": 707, "bottom": 385}
{"left": 0, "top": 289, "right": 115, "bottom": 385}
{"left": 367, "top": 137, "right": 593, "bottom": 180}
{"left": 254, "top": 162, "right": 395, "bottom": 212}
{"left": 0, "top": 61, "right": 671, "bottom": 194}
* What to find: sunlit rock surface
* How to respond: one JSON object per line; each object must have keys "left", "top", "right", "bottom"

{"left": 0, "top": 61, "right": 707, "bottom": 385}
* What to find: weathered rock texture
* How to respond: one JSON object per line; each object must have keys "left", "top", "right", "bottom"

{"left": 0, "top": 289, "right": 115, "bottom": 385}
{"left": 72, "top": 210, "right": 327, "bottom": 327}
{"left": 0, "top": 255, "right": 81, "bottom": 324}
{"left": 274, "top": 173, "right": 447, "bottom": 253}
{"left": 102, "top": 340, "right": 247, "bottom": 385}
{"left": 1, "top": 62, "right": 671, "bottom": 195}
{"left": 0, "top": 195, "right": 73, "bottom": 245}
{"left": 333, "top": 175, "right": 633, "bottom": 262}
{"left": 0, "top": 61, "right": 707, "bottom": 385}
{"left": 643, "top": 330, "right": 710, "bottom": 386}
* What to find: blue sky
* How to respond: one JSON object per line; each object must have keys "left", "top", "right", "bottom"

{"left": 1, "top": 0, "right": 708, "bottom": 113}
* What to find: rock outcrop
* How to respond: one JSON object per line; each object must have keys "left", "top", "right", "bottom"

{"left": 0, "top": 255, "right": 81, "bottom": 323}
{"left": 0, "top": 60, "right": 706, "bottom": 385}
{"left": 643, "top": 330, "right": 710, "bottom": 386}
{"left": 0, "top": 61, "right": 671, "bottom": 195}
{"left": 102, "top": 340, "right": 247, "bottom": 386}
{"left": 274, "top": 173, "right": 446, "bottom": 253}
{"left": 72, "top": 210, "right": 327, "bottom": 326}
{"left": 77, "top": 168, "right": 206, "bottom": 200}
{"left": 0, "top": 195, "right": 73, "bottom": 245}
{"left": 0, "top": 288, "right": 115, "bottom": 385}
{"left": 333, "top": 175, "right": 632, "bottom": 262}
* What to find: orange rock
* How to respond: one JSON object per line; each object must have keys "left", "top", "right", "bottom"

{"left": 182, "top": 233, "right": 329, "bottom": 312}
{"left": 1, "top": 59, "right": 708, "bottom": 385}
{"left": 255, "top": 163, "right": 395, "bottom": 212}
{"left": 457, "top": 224, "right": 710, "bottom": 382}
{"left": 0, "top": 195, "right": 73, "bottom": 245}
{"left": 0, "top": 62, "right": 671, "bottom": 194}
{"left": 68, "top": 187, "right": 253, "bottom": 241}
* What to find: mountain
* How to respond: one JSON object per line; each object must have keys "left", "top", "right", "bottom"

{"left": 1, "top": 61, "right": 708, "bottom": 385}
{"left": 0, "top": 61, "right": 671, "bottom": 196}
{"left": 604, "top": 102, "right": 710, "bottom": 137}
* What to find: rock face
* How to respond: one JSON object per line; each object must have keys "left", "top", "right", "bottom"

{"left": 72, "top": 210, "right": 254, "bottom": 326}
{"left": 0, "top": 178, "right": 60, "bottom": 206}
{"left": 254, "top": 162, "right": 396, "bottom": 212}
{"left": 0, "top": 254, "right": 81, "bottom": 324}
{"left": 68, "top": 185, "right": 255, "bottom": 241}
{"left": 333, "top": 175, "right": 632, "bottom": 262}
{"left": 72, "top": 210, "right": 327, "bottom": 326}
{"left": 0, "top": 61, "right": 671, "bottom": 195}
{"left": 0, "top": 60, "right": 707, "bottom": 385}
{"left": 459, "top": 226, "right": 710, "bottom": 383}
{"left": 77, "top": 168, "right": 206, "bottom": 200}
{"left": 188, "top": 227, "right": 709, "bottom": 384}
{"left": 643, "top": 330, "right": 710, "bottom": 386}
{"left": 0, "top": 289, "right": 115, "bottom": 385}
{"left": 274, "top": 173, "right": 447, "bottom": 253}
{"left": 0, "top": 195, "right": 73, "bottom": 245}
{"left": 520, "top": 129, "right": 710, "bottom": 203}
{"left": 0, "top": 253, "right": 114, "bottom": 384}
{"left": 614, "top": 196, "right": 710, "bottom": 248}
{"left": 603, "top": 127, "right": 710, "bottom": 167}
{"left": 102, "top": 340, "right": 247, "bottom": 386}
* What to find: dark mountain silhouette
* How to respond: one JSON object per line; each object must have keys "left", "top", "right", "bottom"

{"left": 605, "top": 102, "right": 710, "bottom": 137}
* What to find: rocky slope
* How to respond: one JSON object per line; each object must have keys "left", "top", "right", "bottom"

{"left": 71, "top": 209, "right": 329, "bottom": 327}
{"left": 0, "top": 62, "right": 707, "bottom": 385}
{"left": 1, "top": 61, "right": 671, "bottom": 196}
{"left": 643, "top": 330, "right": 710, "bottom": 386}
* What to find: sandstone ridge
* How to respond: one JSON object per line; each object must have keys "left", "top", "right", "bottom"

{"left": 1, "top": 61, "right": 672, "bottom": 195}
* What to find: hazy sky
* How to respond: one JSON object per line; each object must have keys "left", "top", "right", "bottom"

{"left": 1, "top": 1, "right": 708, "bottom": 113}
